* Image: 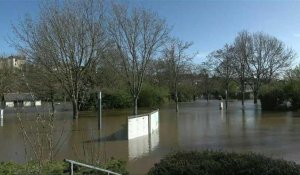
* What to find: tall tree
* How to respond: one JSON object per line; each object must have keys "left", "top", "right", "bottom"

{"left": 13, "top": 1, "right": 107, "bottom": 119}
{"left": 232, "top": 31, "right": 253, "bottom": 108}
{"left": 108, "top": 4, "right": 169, "bottom": 115}
{"left": 162, "top": 39, "right": 193, "bottom": 112}
{"left": 247, "top": 32, "right": 295, "bottom": 104}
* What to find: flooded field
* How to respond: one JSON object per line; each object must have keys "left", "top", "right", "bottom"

{"left": 1, "top": 100, "right": 300, "bottom": 175}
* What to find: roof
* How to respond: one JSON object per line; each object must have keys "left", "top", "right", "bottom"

{"left": 4, "top": 93, "right": 36, "bottom": 101}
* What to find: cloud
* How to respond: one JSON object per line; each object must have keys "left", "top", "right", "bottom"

{"left": 293, "top": 33, "right": 300, "bottom": 38}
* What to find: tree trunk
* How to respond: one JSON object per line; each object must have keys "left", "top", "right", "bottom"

{"left": 175, "top": 91, "right": 179, "bottom": 112}
{"left": 241, "top": 82, "right": 245, "bottom": 108}
{"left": 225, "top": 84, "right": 229, "bottom": 110}
{"left": 206, "top": 91, "right": 209, "bottom": 102}
{"left": 253, "top": 90, "right": 258, "bottom": 104}
{"left": 51, "top": 99, "right": 55, "bottom": 114}
{"left": 50, "top": 91, "right": 55, "bottom": 114}
{"left": 72, "top": 99, "right": 79, "bottom": 119}
{"left": 133, "top": 97, "right": 138, "bottom": 115}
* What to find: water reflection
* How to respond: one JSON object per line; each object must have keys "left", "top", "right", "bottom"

{"left": 2, "top": 100, "right": 300, "bottom": 175}
{"left": 128, "top": 129, "right": 160, "bottom": 160}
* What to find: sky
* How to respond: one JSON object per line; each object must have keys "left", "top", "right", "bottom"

{"left": 1, "top": 0, "right": 300, "bottom": 64}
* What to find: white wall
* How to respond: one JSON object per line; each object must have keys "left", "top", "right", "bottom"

{"left": 5, "top": 102, "right": 14, "bottom": 107}
{"left": 150, "top": 130, "right": 159, "bottom": 150}
{"left": 23, "top": 101, "right": 32, "bottom": 107}
{"left": 150, "top": 110, "right": 159, "bottom": 133}
{"left": 35, "top": 100, "right": 42, "bottom": 106}
{"left": 128, "top": 115, "right": 149, "bottom": 139}
{"left": 127, "top": 110, "right": 160, "bottom": 159}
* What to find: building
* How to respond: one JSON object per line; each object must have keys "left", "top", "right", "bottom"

{"left": 3, "top": 93, "right": 41, "bottom": 107}
{"left": 0, "top": 56, "right": 26, "bottom": 70}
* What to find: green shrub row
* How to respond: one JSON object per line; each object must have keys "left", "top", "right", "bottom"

{"left": 79, "top": 83, "right": 169, "bottom": 110}
{"left": 0, "top": 158, "right": 128, "bottom": 175}
{"left": 148, "top": 151, "right": 300, "bottom": 175}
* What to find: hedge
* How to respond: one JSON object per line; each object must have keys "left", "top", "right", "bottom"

{"left": 148, "top": 151, "right": 300, "bottom": 175}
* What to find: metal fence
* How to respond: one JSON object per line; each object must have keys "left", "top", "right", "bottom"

{"left": 65, "top": 159, "right": 121, "bottom": 175}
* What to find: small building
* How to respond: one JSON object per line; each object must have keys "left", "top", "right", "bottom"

{"left": 4, "top": 93, "right": 41, "bottom": 107}
{"left": 0, "top": 56, "right": 26, "bottom": 70}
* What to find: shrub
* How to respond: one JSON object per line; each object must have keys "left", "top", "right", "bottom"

{"left": 259, "top": 83, "right": 285, "bottom": 110}
{"left": 284, "top": 81, "right": 300, "bottom": 110}
{"left": 103, "top": 89, "right": 132, "bottom": 109}
{"left": 0, "top": 158, "right": 128, "bottom": 175}
{"left": 138, "top": 83, "right": 169, "bottom": 108}
{"left": 259, "top": 81, "right": 300, "bottom": 111}
{"left": 0, "top": 161, "right": 67, "bottom": 175}
{"left": 148, "top": 151, "right": 300, "bottom": 175}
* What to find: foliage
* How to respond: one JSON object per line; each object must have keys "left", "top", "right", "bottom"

{"left": 79, "top": 92, "right": 98, "bottom": 111}
{"left": 76, "top": 83, "right": 169, "bottom": 110}
{"left": 138, "top": 83, "right": 169, "bottom": 108}
{"left": 0, "top": 158, "right": 128, "bottom": 175}
{"left": 259, "top": 80, "right": 300, "bottom": 111}
{"left": 0, "top": 161, "right": 66, "bottom": 175}
{"left": 148, "top": 151, "right": 300, "bottom": 175}
{"left": 284, "top": 81, "right": 300, "bottom": 110}
{"left": 102, "top": 158, "right": 129, "bottom": 175}
{"left": 103, "top": 89, "right": 132, "bottom": 109}
{"left": 259, "top": 82, "right": 286, "bottom": 110}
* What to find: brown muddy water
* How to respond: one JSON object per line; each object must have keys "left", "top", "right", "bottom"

{"left": 1, "top": 100, "right": 300, "bottom": 175}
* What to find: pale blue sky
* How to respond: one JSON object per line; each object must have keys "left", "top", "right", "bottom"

{"left": 1, "top": 0, "right": 300, "bottom": 64}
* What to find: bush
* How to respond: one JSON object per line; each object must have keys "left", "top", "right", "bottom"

{"left": 259, "top": 83, "right": 286, "bottom": 110}
{"left": 103, "top": 89, "right": 132, "bottom": 109}
{"left": 0, "top": 158, "right": 128, "bottom": 175}
{"left": 138, "top": 83, "right": 169, "bottom": 108}
{"left": 259, "top": 81, "right": 300, "bottom": 111}
{"left": 0, "top": 161, "right": 67, "bottom": 175}
{"left": 148, "top": 151, "right": 300, "bottom": 175}
{"left": 284, "top": 81, "right": 300, "bottom": 110}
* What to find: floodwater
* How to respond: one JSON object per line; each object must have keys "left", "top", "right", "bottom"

{"left": 1, "top": 100, "right": 300, "bottom": 175}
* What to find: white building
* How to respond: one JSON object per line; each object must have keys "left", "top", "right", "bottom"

{"left": 0, "top": 56, "right": 26, "bottom": 70}
{"left": 4, "top": 93, "right": 41, "bottom": 107}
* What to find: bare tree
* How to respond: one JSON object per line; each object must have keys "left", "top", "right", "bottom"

{"left": 108, "top": 4, "right": 169, "bottom": 115}
{"left": 12, "top": 1, "right": 107, "bottom": 119}
{"left": 162, "top": 39, "right": 194, "bottom": 112}
{"left": 209, "top": 44, "right": 235, "bottom": 109}
{"left": 247, "top": 32, "right": 295, "bottom": 104}
{"left": 198, "top": 59, "right": 215, "bottom": 102}
{"left": 24, "top": 64, "right": 61, "bottom": 113}
{"left": 232, "top": 31, "right": 253, "bottom": 108}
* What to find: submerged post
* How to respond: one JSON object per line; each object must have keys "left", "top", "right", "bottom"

{"left": 97, "top": 92, "right": 102, "bottom": 130}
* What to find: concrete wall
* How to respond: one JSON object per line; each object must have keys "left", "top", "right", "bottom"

{"left": 128, "top": 110, "right": 159, "bottom": 140}
{"left": 150, "top": 110, "right": 159, "bottom": 133}
{"left": 128, "top": 115, "right": 149, "bottom": 140}
{"left": 128, "top": 110, "right": 160, "bottom": 159}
